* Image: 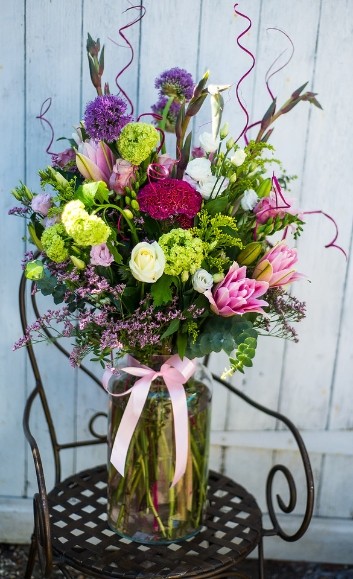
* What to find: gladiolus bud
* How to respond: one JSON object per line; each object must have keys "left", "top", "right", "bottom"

{"left": 257, "top": 178, "right": 272, "bottom": 198}
{"left": 125, "top": 196, "right": 131, "bottom": 205}
{"left": 131, "top": 200, "right": 139, "bottom": 211}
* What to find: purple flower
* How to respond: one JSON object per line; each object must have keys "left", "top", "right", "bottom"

{"left": 90, "top": 243, "right": 114, "bottom": 267}
{"left": 31, "top": 193, "right": 52, "bottom": 216}
{"left": 76, "top": 139, "right": 115, "bottom": 183}
{"left": 151, "top": 96, "right": 181, "bottom": 129}
{"left": 155, "top": 68, "right": 194, "bottom": 101}
{"left": 51, "top": 147, "right": 77, "bottom": 172}
{"left": 84, "top": 95, "right": 133, "bottom": 142}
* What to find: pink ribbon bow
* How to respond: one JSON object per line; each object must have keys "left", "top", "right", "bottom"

{"left": 103, "top": 354, "right": 196, "bottom": 487}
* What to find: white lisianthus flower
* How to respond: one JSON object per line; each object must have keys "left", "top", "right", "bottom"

{"left": 185, "top": 157, "right": 212, "bottom": 182}
{"left": 192, "top": 269, "right": 214, "bottom": 293}
{"left": 129, "top": 241, "right": 165, "bottom": 283}
{"left": 198, "top": 175, "right": 229, "bottom": 200}
{"left": 199, "top": 131, "right": 220, "bottom": 153}
{"left": 230, "top": 148, "right": 247, "bottom": 167}
{"left": 241, "top": 189, "right": 259, "bottom": 211}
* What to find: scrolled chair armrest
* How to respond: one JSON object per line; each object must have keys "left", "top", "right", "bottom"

{"left": 23, "top": 384, "right": 53, "bottom": 578}
{"left": 211, "top": 373, "right": 315, "bottom": 543}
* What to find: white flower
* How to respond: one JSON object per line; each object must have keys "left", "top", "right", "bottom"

{"left": 129, "top": 241, "right": 165, "bottom": 283}
{"left": 185, "top": 157, "right": 212, "bottom": 182}
{"left": 230, "top": 148, "right": 247, "bottom": 167}
{"left": 241, "top": 189, "right": 259, "bottom": 211}
{"left": 199, "top": 131, "right": 220, "bottom": 153}
{"left": 198, "top": 175, "right": 229, "bottom": 200}
{"left": 192, "top": 269, "right": 214, "bottom": 293}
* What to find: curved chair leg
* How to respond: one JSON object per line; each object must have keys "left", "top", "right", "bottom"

{"left": 24, "top": 531, "right": 38, "bottom": 579}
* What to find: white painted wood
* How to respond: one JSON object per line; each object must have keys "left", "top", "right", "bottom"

{"left": 1, "top": 0, "right": 353, "bottom": 554}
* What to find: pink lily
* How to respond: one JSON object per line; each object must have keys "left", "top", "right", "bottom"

{"left": 253, "top": 242, "right": 304, "bottom": 287}
{"left": 76, "top": 139, "right": 115, "bottom": 183}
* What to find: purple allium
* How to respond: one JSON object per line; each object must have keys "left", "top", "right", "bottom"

{"left": 155, "top": 67, "right": 194, "bottom": 101}
{"left": 138, "top": 178, "right": 202, "bottom": 228}
{"left": 151, "top": 96, "right": 181, "bottom": 129}
{"left": 84, "top": 95, "right": 133, "bottom": 142}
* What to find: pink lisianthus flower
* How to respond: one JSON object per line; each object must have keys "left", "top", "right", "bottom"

{"left": 253, "top": 242, "right": 304, "bottom": 287}
{"left": 109, "top": 159, "right": 137, "bottom": 194}
{"left": 31, "top": 193, "right": 52, "bottom": 216}
{"left": 90, "top": 243, "right": 114, "bottom": 267}
{"left": 254, "top": 194, "right": 297, "bottom": 224}
{"left": 76, "top": 139, "right": 115, "bottom": 184}
{"left": 204, "top": 262, "right": 269, "bottom": 317}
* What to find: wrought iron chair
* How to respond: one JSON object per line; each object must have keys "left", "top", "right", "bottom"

{"left": 20, "top": 270, "right": 314, "bottom": 579}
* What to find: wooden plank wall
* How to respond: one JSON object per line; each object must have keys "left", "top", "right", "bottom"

{"left": 1, "top": 0, "right": 353, "bottom": 561}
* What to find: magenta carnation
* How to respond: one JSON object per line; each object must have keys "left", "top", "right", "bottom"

{"left": 137, "top": 178, "right": 202, "bottom": 227}
{"left": 205, "top": 262, "right": 269, "bottom": 317}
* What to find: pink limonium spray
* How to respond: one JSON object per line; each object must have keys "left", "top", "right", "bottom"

{"left": 253, "top": 242, "right": 304, "bottom": 287}
{"left": 204, "top": 262, "right": 269, "bottom": 316}
{"left": 76, "top": 139, "right": 115, "bottom": 183}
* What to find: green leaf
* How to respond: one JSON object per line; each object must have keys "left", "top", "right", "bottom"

{"left": 151, "top": 275, "right": 174, "bottom": 306}
{"left": 204, "top": 195, "right": 229, "bottom": 216}
{"left": 36, "top": 271, "right": 58, "bottom": 295}
{"left": 161, "top": 318, "right": 180, "bottom": 339}
{"left": 177, "top": 332, "right": 187, "bottom": 359}
{"left": 74, "top": 181, "right": 109, "bottom": 207}
{"left": 107, "top": 241, "right": 123, "bottom": 265}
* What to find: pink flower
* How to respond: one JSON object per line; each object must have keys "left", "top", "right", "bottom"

{"left": 253, "top": 242, "right": 304, "bottom": 287}
{"left": 138, "top": 178, "right": 202, "bottom": 227}
{"left": 157, "top": 154, "right": 175, "bottom": 175}
{"left": 109, "top": 159, "right": 137, "bottom": 194}
{"left": 31, "top": 193, "right": 52, "bottom": 216}
{"left": 204, "top": 262, "right": 269, "bottom": 316}
{"left": 76, "top": 139, "right": 115, "bottom": 183}
{"left": 90, "top": 243, "right": 114, "bottom": 267}
{"left": 254, "top": 194, "right": 297, "bottom": 224}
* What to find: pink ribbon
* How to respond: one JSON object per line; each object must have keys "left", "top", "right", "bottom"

{"left": 103, "top": 355, "right": 196, "bottom": 487}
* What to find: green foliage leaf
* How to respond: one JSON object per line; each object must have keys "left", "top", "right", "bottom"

{"left": 204, "top": 195, "right": 229, "bottom": 216}
{"left": 186, "top": 315, "right": 256, "bottom": 359}
{"left": 151, "top": 275, "right": 175, "bottom": 306}
{"left": 74, "top": 181, "right": 109, "bottom": 207}
{"left": 36, "top": 271, "right": 58, "bottom": 296}
{"left": 161, "top": 318, "right": 180, "bottom": 339}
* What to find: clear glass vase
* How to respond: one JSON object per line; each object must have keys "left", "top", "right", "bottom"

{"left": 107, "top": 356, "right": 212, "bottom": 543}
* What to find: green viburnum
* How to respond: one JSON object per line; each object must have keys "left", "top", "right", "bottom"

{"left": 158, "top": 228, "right": 204, "bottom": 279}
{"left": 61, "top": 199, "right": 110, "bottom": 246}
{"left": 41, "top": 224, "right": 69, "bottom": 263}
{"left": 117, "top": 122, "right": 159, "bottom": 165}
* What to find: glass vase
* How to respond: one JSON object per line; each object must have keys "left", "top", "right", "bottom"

{"left": 107, "top": 356, "right": 212, "bottom": 543}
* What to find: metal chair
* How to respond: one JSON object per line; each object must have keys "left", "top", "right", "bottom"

{"left": 20, "top": 270, "right": 314, "bottom": 578}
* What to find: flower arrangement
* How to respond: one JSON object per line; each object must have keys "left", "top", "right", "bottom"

{"left": 10, "top": 28, "right": 325, "bottom": 377}
{"left": 10, "top": 4, "right": 344, "bottom": 543}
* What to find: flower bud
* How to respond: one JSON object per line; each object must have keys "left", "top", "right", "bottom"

{"left": 237, "top": 242, "right": 262, "bottom": 266}
{"left": 212, "top": 272, "right": 225, "bottom": 283}
{"left": 226, "top": 137, "right": 235, "bottom": 150}
{"left": 25, "top": 260, "right": 44, "bottom": 280}
{"left": 131, "top": 199, "right": 139, "bottom": 211}
{"left": 220, "top": 123, "right": 229, "bottom": 140}
{"left": 229, "top": 173, "right": 237, "bottom": 184}
{"left": 256, "top": 178, "right": 272, "bottom": 198}
{"left": 122, "top": 208, "right": 134, "bottom": 220}
{"left": 125, "top": 196, "right": 131, "bottom": 205}
{"left": 70, "top": 255, "right": 86, "bottom": 269}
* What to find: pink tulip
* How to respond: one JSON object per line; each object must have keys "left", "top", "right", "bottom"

{"left": 253, "top": 242, "right": 304, "bottom": 287}
{"left": 76, "top": 139, "right": 115, "bottom": 183}
{"left": 204, "top": 262, "right": 268, "bottom": 317}
{"left": 109, "top": 159, "right": 137, "bottom": 194}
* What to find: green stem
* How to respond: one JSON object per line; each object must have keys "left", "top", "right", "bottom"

{"left": 158, "top": 96, "right": 175, "bottom": 154}
{"left": 93, "top": 203, "right": 139, "bottom": 244}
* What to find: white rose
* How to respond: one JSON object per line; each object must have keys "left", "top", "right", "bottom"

{"left": 230, "top": 149, "right": 247, "bottom": 167}
{"left": 129, "top": 241, "right": 165, "bottom": 283}
{"left": 199, "top": 131, "right": 220, "bottom": 153}
{"left": 192, "top": 269, "right": 214, "bottom": 293}
{"left": 185, "top": 157, "right": 212, "bottom": 182}
{"left": 241, "top": 189, "right": 259, "bottom": 211}
{"left": 198, "top": 175, "right": 229, "bottom": 200}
